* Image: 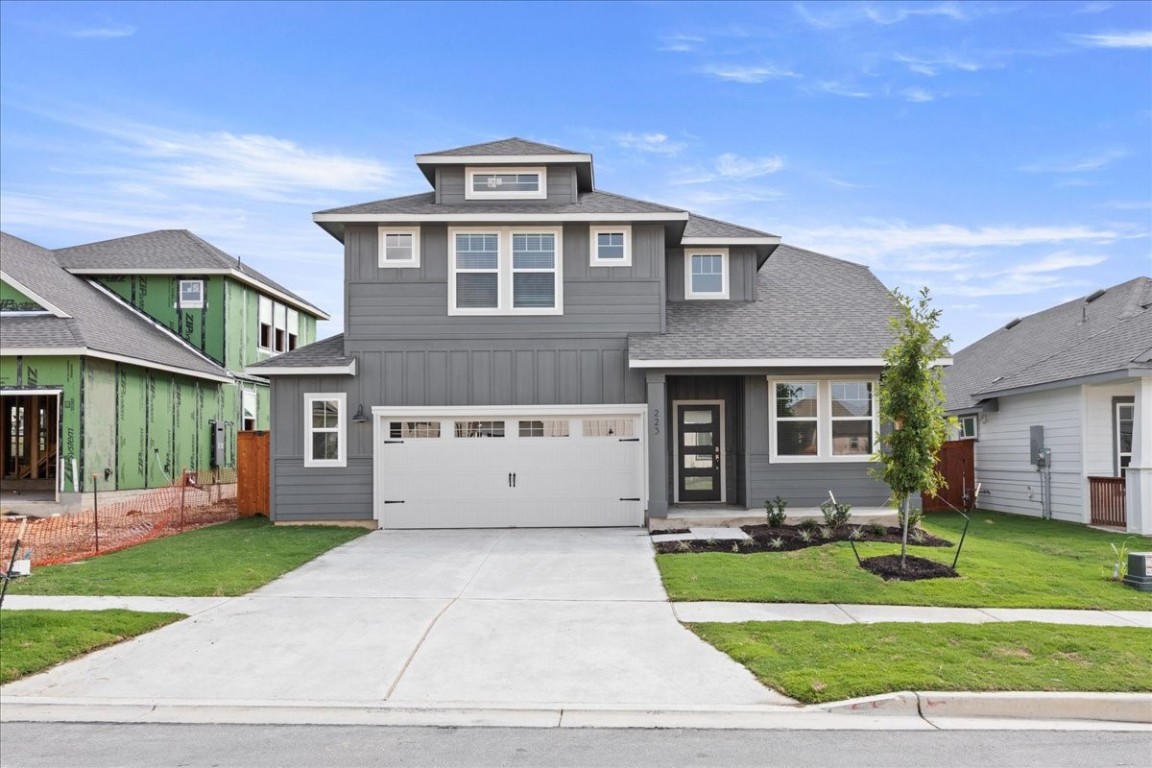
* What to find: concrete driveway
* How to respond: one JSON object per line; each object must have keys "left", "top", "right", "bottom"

{"left": 2, "top": 529, "right": 788, "bottom": 709}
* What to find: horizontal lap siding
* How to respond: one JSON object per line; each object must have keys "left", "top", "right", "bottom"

{"left": 747, "top": 459, "right": 890, "bottom": 507}
{"left": 973, "top": 387, "right": 1084, "bottom": 522}
{"left": 1083, "top": 382, "right": 1133, "bottom": 477}
{"left": 271, "top": 457, "right": 373, "bottom": 521}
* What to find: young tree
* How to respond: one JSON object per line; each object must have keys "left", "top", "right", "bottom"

{"left": 873, "top": 287, "right": 952, "bottom": 568}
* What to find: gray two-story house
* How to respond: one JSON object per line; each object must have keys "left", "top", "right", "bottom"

{"left": 249, "top": 138, "right": 902, "bottom": 528}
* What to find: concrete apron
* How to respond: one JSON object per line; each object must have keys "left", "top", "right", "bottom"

{"left": 0, "top": 529, "right": 791, "bottom": 719}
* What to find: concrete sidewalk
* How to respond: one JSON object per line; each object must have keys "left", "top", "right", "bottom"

{"left": 7, "top": 595, "right": 1149, "bottom": 629}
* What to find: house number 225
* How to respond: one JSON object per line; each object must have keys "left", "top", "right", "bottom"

{"left": 652, "top": 408, "right": 660, "bottom": 436}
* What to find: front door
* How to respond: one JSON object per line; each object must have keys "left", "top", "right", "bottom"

{"left": 676, "top": 403, "right": 722, "bottom": 502}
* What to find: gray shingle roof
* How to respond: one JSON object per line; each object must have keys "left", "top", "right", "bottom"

{"left": 421, "top": 137, "right": 583, "bottom": 157}
{"left": 684, "top": 213, "right": 777, "bottom": 239}
{"left": 246, "top": 334, "right": 351, "bottom": 370}
{"left": 943, "top": 277, "right": 1152, "bottom": 410}
{"left": 315, "top": 189, "right": 687, "bottom": 217}
{"left": 54, "top": 230, "right": 326, "bottom": 317}
{"left": 628, "top": 245, "right": 901, "bottom": 361}
{"left": 1, "top": 232, "right": 229, "bottom": 380}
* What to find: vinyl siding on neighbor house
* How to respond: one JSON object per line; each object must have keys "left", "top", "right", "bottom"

{"left": 974, "top": 386, "right": 1085, "bottom": 522}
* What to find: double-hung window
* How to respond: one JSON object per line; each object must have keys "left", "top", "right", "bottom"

{"left": 378, "top": 227, "right": 420, "bottom": 268}
{"left": 684, "top": 248, "right": 729, "bottom": 299}
{"left": 465, "top": 166, "right": 547, "bottom": 200}
{"left": 449, "top": 227, "right": 563, "bottom": 315}
{"left": 178, "top": 280, "right": 204, "bottom": 309}
{"left": 304, "top": 393, "right": 346, "bottom": 468}
{"left": 770, "top": 380, "right": 877, "bottom": 462}
{"left": 957, "top": 414, "right": 978, "bottom": 440}
{"left": 590, "top": 226, "right": 632, "bottom": 266}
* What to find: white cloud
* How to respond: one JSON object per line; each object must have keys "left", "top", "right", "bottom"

{"left": 813, "top": 80, "right": 872, "bottom": 98}
{"left": 658, "top": 34, "right": 704, "bottom": 52}
{"left": 69, "top": 23, "right": 136, "bottom": 39}
{"left": 864, "top": 2, "right": 967, "bottom": 25}
{"left": 616, "top": 132, "right": 686, "bottom": 155}
{"left": 677, "top": 188, "right": 785, "bottom": 206}
{"left": 1075, "top": 1, "right": 1113, "bottom": 13}
{"left": 699, "top": 64, "right": 798, "bottom": 83}
{"left": 1070, "top": 31, "right": 1152, "bottom": 48}
{"left": 715, "top": 153, "right": 784, "bottom": 179}
{"left": 893, "top": 52, "right": 987, "bottom": 76}
{"left": 902, "top": 87, "right": 935, "bottom": 102}
{"left": 1020, "top": 149, "right": 1125, "bottom": 174}
{"left": 1100, "top": 199, "right": 1152, "bottom": 211}
{"left": 1005, "top": 251, "right": 1107, "bottom": 274}
{"left": 795, "top": 2, "right": 969, "bottom": 29}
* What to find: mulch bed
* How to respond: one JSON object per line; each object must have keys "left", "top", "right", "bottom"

{"left": 653, "top": 523, "right": 952, "bottom": 555}
{"left": 860, "top": 554, "right": 959, "bottom": 581}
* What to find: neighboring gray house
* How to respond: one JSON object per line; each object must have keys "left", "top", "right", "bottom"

{"left": 249, "top": 138, "right": 908, "bottom": 528}
{"left": 942, "top": 277, "right": 1152, "bottom": 535}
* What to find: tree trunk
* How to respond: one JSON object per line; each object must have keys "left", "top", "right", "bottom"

{"left": 900, "top": 494, "right": 909, "bottom": 569}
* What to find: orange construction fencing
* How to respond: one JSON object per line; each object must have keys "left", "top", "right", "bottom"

{"left": 1, "top": 468, "right": 240, "bottom": 567}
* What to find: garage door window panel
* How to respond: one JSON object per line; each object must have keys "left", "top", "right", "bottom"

{"left": 583, "top": 418, "right": 635, "bottom": 438}
{"left": 390, "top": 421, "right": 441, "bottom": 439}
{"left": 304, "top": 393, "right": 346, "bottom": 468}
{"left": 519, "top": 420, "right": 570, "bottom": 438}
{"left": 455, "top": 420, "right": 505, "bottom": 438}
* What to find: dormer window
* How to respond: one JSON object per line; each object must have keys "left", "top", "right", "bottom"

{"left": 465, "top": 166, "right": 547, "bottom": 200}
{"left": 684, "top": 248, "right": 729, "bottom": 300}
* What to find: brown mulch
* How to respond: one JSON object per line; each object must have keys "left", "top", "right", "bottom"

{"left": 653, "top": 523, "right": 952, "bottom": 555}
{"left": 860, "top": 554, "right": 959, "bottom": 581}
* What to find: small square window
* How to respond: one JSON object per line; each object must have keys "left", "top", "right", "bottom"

{"left": 378, "top": 228, "right": 421, "bottom": 268}
{"left": 958, "top": 415, "right": 978, "bottom": 440}
{"left": 590, "top": 226, "right": 632, "bottom": 266}
{"left": 178, "top": 280, "right": 204, "bottom": 309}
{"left": 684, "top": 249, "right": 729, "bottom": 300}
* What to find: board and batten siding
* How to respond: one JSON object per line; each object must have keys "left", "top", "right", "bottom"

{"left": 344, "top": 223, "right": 666, "bottom": 340}
{"left": 741, "top": 374, "right": 891, "bottom": 507}
{"left": 973, "top": 386, "right": 1085, "bottom": 523}
{"left": 666, "top": 248, "right": 758, "bottom": 302}
{"left": 435, "top": 166, "right": 578, "bottom": 205}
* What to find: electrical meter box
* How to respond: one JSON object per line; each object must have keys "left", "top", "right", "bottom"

{"left": 1029, "top": 426, "right": 1044, "bottom": 465}
{"left": 209, "top": 420, "right": 227, "bottom": 468}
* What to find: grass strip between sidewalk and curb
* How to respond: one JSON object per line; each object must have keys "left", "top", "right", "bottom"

{"left": 0, "top": 609, "right": 184, "bottom": 685}
{"left": 7, "top": 517, "right": 368, "bottom": 597}
{"left": 689, "top": 620, "right": 1152, "bottom": 705}
{"left": 658, "top": 511, "right": 1152, "bottom": 610}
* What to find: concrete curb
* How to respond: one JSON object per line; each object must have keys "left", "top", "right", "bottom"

{"left": 2, "top": 694, "right": 1149, "bottom": 730}
{"left": 820, "top": 691, "right": 1152, "bottom": 724}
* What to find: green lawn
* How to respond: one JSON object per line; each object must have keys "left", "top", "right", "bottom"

{"left": 691, "top": 621, "right": 1152, "bottom": 704}
{"left": 658, "top": 511, "right": 1152, "bottom": 610}
{"left": 0, "top": 610, "right": 183, "bottom": 685}
{"left": 9, "top": 517, "right": 368, "bottom": 596}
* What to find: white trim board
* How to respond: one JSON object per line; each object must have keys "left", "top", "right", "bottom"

{"left": 416, "top": 153, "right": 593, "bottom": 165}
{"left": 629, "top": 357, "right": 953, "bottom": 369}
{"left": 0, "top": 271, "right": 70, "bottom": 318}
{"left": 313, "top": 211, "right": 689, "bottom": 224}
{"left": 65, "top": 268, "right": 329, "bottom": 320}
{"left": 0, "top": 347, "right": 232, "bottom": 383}
{"left": 681, "top": 236, "right": 780, "bottom": 245}
{"left": 245, "top": 360, "right": 357, "bottom": 376}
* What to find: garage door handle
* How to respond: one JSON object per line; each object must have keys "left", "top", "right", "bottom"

{"left": 383, "top": 500, "right": 405, "bottom": 504}
{"left": 512, "top": 473, "right": 517, "bottom": 488}
{"left": 620, "top": 497, "right": 640, "bottom": 501}
{"left": 618, "top": 437, "right": 640, "bottom": 442}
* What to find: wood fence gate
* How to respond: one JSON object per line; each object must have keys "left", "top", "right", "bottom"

{"left": 237, "top": 430, "right": 270, "bottom": 517}
{"left": 922, "top": 439, "right": 975, "bottom": 512}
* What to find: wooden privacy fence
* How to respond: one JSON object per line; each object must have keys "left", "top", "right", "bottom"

{"left": 237, "top": 430, "right": 270, "bottom": 517}
{"left": 922, "top": 439, "right": 975, "bottom": 512}
{"left": 1088, "top": 476, "right": 1126, "bottom": 527}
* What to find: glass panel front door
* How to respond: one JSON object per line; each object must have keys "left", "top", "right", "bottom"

{"left": 677, "top": 403, "right": 721, "bottom": 502}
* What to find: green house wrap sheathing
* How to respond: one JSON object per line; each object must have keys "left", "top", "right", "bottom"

{"left": 0, "top": 279, "right": 45, "bottom": 312}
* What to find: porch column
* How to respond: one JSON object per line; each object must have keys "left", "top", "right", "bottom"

{"left": 646, "top": 372, "right": 668, "bottom": 521}
{"left": 1126, "top": 376, "right": 1152, "bottom": 535}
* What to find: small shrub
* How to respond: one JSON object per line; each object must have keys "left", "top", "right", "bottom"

{"left": 898, "top": 506, "right": 923, "bottom": 531}
{"left": 818, "top": 525, "right": 833, "bottom": 540}
{"left": 798, "top": 529, "right": 814, "bottom": 543}
{"left": 820, "top": 499, "right": 853, "bottom": 528}
{"left": 731, "top": 542, "right": 741, "bottom": 553}
{"left": 768, "top": 536, "right": 784, "bottom": 550}
{"left": 1106, "top": 537, "right": 1135, "bottom": 581}
{"left": 910, "top": 528, "right": 926, "bottom": 544}
{"left": 848, "top": 526, "right": 864, "bottom": 541}
{"left": 867, "top": 523, "right": 888, "bottom": 537}
{"left": 675, "top": 540, "right": 692, "bottom": 552}
{"left": 798, "top": 518, "right": 821, "bottom": 531}
{"left": 764, "top": 495, "right": 789, "bottom": 527}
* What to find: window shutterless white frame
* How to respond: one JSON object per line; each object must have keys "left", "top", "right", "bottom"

{"left": 684, "top": 248, "right": 729, "bottom": 300}
{"left": 448, "top": 227, "right": 564, "bottom": 316}
{"left": 769, "top": 379, "right": 879, "bottom": 463}
{"left": 465, "top": 166, "right": 547, "bottom": 200}
{"left": 1116, "top": 402, "right": 1134, "bottom": 474}
{"left": 178, "top": 279, "right": 204, "bottom": 309}
{"left": 258, "top": 296, "right": 273, "bottom": 351}
{"left": 378, "top": 227, "right": 421, "bottom": 268}
{"left": 304, "top": 392, "right": 346, "bottom": 468}
{"left": 958, "top": 414, "right": 978, "bottom": 440}
{"left": 589, "top": 225, "right": 632, "bottom": 267}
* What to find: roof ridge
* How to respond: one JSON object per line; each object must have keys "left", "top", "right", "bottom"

{"left": 182, "top": 230, "right": 238, "bottom": 269}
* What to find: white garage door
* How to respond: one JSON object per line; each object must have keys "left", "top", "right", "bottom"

{"left": 374, "top": 408, "right": 646, "bottom": 528}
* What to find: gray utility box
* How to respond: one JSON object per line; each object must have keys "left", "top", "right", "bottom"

{"left": 1122, "top": 552, "right": 1152, "bottom": 592}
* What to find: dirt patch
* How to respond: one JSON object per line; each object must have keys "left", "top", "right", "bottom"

{"left": 653, "top": 524, "right": 952, "bottom": 555}
{"left": 859, "top": 554, "right": 959, "bottom": 581}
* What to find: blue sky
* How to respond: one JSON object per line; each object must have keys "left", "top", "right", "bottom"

{"left": 1, "top": 0, "right": 1149, "bottom": 349}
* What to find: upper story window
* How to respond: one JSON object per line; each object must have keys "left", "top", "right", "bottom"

{"left": 448, "top": 227, "right": 563, "bottom": 316}
{"left": 465, "top": 166, "right": 547, "bottom": 200}
{"left": 378, "top": 227, "right": 421, "bottom": 268}
{"left": 685, "top": 248, "right": 729, "bottom": 300}
{"left": 259, "top": 296, "right": 300, "bottom": 354}
{"left": 178, "top": 280, "right": 204, "bottom": 309}
{"left": 770, "top": 379, "right": 878, "bottom": 462}
{"left": 590, "top": 226, "right": 632, "bottom": 267}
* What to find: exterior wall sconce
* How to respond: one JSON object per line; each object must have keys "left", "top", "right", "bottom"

{"left": 352, "top": 404, "right": 368, "bottom": 423}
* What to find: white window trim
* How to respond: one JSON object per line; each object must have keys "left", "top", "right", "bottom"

{"left": 590, "top": 225, "right": 632, "bottom": 267}
{"left": 1117, "top": 401, "right": 1134, "bottom": 473}
{"left": 378, "top": 227, "right": 421, "bottom": 268}
{"left": 178, "top": 279, "right": 205, "bottom": 309}
{"left": 448, "top": 226, "right": 564, "bottom": 316}
{"left": 304, "top": 392, "right": 347, "bottom": 468}
{"left": 684, "top": 248, "right": 730, "bottom": 300}
{"left": 464, "top": 166, "right": 547, "bottom": 200}
{"left": 769, "top": 379, "right": 879, "bottom": 463}
{"left": 958, "top": 414, "right": 978, "bottom": 440}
